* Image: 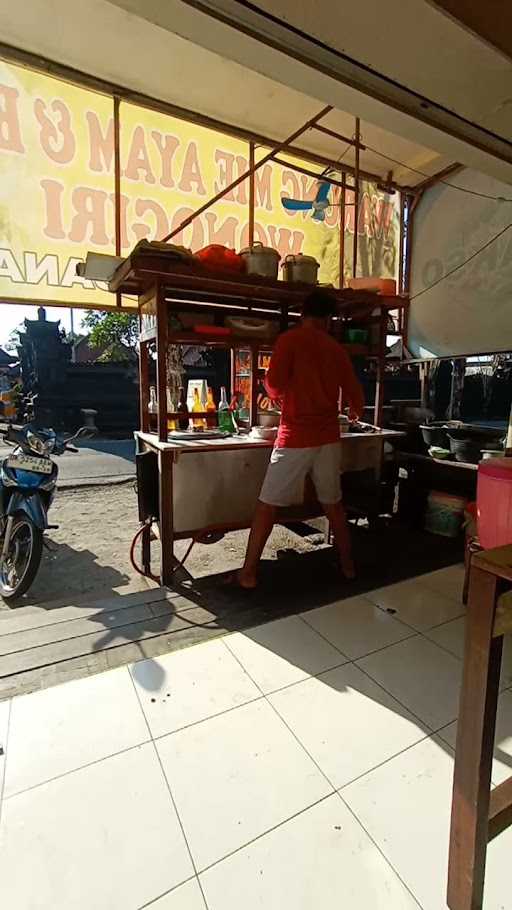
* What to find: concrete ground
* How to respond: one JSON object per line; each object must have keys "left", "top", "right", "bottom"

{"left": 3, "top": 563, "right": 512, "bottom": 910}
{"left": 0, "top": 438, "right": 136, "bottom": 487}
{"left": 0, "top": 483, "right": 327, "bottom": 610}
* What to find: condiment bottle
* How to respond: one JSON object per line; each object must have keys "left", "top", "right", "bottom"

{"left": 206, "top": 387, "right": 217, "bottom": 428}
{"left": 148, "top": 386, "right": 158, "bottom": 415}
{"left": 167, "top": 390, "right": 176, "bottom": 432}
{"left": 192, "top": 388, "right": 206, "bottom": 429}
{"left": 177, "top": 386, "right": 189, "bottom": 431}
{"left": 218, "top": 386, "right": 235, "bottom": 433}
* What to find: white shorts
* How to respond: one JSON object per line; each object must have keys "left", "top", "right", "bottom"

{"left": 259, "top": 442, "right": 342, "bottom": 507}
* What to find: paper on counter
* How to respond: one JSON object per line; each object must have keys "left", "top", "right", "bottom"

{"left": 76, "top": 252, "right": 124, "bottom": 281}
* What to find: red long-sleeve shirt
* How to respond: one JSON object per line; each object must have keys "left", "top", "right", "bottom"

{"left": 265, "top": 325, "right": 365, "bottom": 448}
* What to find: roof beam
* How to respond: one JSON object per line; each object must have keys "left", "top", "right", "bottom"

{"left": 0, "top": 40, "right": 389, "bottom": 189}
{"left": 427, "top": 1, "right": 512, "bottom": 63}
{"left": 412, "top": 162, "right": 465, "bottom": 193}
{"left": 131, "top": 0, "right": 512, "bottom": 183}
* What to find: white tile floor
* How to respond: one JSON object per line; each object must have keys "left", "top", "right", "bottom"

{"left": 1, "top": 563, "right": 512, "bottom": 909}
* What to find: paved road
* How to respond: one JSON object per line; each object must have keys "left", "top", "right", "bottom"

{"left": 0, "top": 439, "right": 136, "bottom": 487}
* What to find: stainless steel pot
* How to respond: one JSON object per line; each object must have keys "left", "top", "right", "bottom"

{"left": 240, "top": 242, "right": 280, "bottom": 279}
{"left": 281, "top": 253, "right": 319, "bottom": 284}
{"left": 257, "top": 411, "right": 281, "bottom": 428}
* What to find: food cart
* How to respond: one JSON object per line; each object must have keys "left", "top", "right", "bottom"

{"left": 109, "top": 246, "right": 408, "bottom": 585}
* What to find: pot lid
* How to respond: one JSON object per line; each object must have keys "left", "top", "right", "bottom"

{"left": 239, "top": 241, "right": 280, "bottom": 258}
{"left": 283, "top": 253, "right": 319, "bottom": 265}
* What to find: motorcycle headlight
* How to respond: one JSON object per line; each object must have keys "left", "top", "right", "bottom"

{"left": 26, "top": 431, "right": 49, "bottom": 457}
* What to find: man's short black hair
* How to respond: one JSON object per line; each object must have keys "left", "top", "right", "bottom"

{"left": 302, "top": 289, "right": 337, "bottom": 319}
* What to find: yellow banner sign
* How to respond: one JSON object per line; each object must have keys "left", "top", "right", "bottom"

{"left": 0, "top": 60, "right": 399, "bottom": 310}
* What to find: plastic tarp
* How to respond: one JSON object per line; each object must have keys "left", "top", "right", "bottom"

{"left": 409, "top": 168, "right": 512, "bottom": 358}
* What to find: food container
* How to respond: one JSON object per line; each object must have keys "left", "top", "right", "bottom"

{"left": 477, "top": 457, "right": 512, "bottom": 548}
{"left": 281, "top": 253, "right": 319, "bottom": 284}
{"left": 249, "top": 426, "right": 278, "bottom": 442}
{"left": 425, "top": 491, "right": 467, "bottom": 537}
{"left": 239, "top": 242, "right": 280, "bottom": 279}
{"left": 345, "top": 327, "right": 369, "bottom": 345}
{"left": 225, "top": 317, "right": 278, "bottom": 339}
{"left": 348, "top": 277, "right": 397, "bottom": 296}
{"left": 447, "top": 425, "right": 504, "bottom": 464}
{"left": 420, "top": 422, "right": 450, "bottom": 449}
{"left": 258, "top": 411, "right": 281, "bottom": 428}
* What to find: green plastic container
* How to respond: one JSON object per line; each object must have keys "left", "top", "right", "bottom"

{"left": 424, "top": 491, "right": 467, "bottom": 537}
{"left": 345, "top": 328, "right": 369, "bottom": 344}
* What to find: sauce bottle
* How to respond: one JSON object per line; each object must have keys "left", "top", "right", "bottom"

{"left": 192, "top": 388, "right": 206, "bottom": 429}
{"left": 218, "top": 386, "right": 235, "bottom": 433}
{"left": 206, "top": 387, "right": 217, "bottom": 428}
{"left": 177, "top": 386, "right": 189, "bottom": 431}
{"left": 167, "top": 390, "right": 176, "bottom": 432}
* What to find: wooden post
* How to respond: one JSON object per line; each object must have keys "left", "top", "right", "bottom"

{"left": 448, "top": 358, "right": 466, "bottom": 421}
{"left": 113, "top": 95, "right": 122, "bottom": 308}
{"left": 352, "top": 117, "right": 360, "bottom": 278}
{"left": 419, "top": 361, "right": 429, "bottom": 410}
{"left": 374, "top": 307, "right": 387, "bottom": 426}
{"left": 398, "top": 192, "right": 405, "bottom": 298}
{"left": 403, "top": 194, "right": 417, "bottom": 296}
{"left": 141, "top": 523, "right": 151, "bottom": 576}
{"left": 158, "top": 449, "right": 174, "bottom": 587}
{"left": 162, "top": 105, "right": 333, "bottom": 242}
{"left": 339, "top": 172, "right": 346, "bottom": 289}
{"left": 155, "top": 283, "right": 168, "bottom": 442}
{"left": 248, "top": 141, "right": 255, "bottom": 247}
{"left": 139, "top": 337, "right": 150, "bottom": 433}
{"left": 447, "top": 566, "right": 502, "bottom": 910}
{"left": 250, "top": 344, "right": 259, "bottom": 428}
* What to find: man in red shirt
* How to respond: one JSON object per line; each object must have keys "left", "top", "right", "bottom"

{"left": 238, "top": 289, "right": 365, "bottom": 589}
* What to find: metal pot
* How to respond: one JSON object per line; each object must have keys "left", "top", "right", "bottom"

{"left": 239, "top": 242, "right": 280, "bottom": 279}
{"left": 281, "top": 253, "right": 319, "bottom": 284}
{"left": 258, "top": 411, "right": 281, "bottom": 428}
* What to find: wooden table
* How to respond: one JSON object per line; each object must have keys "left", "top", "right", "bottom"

{"left": 136, "top": 427, "right": 402, "bottom": 585}
{"left": 448, "top": 544, "right": 512, "bottom": 909}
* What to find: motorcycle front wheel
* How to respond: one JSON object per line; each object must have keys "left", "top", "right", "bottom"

{"left": 0, "top": 514, "right": 43, "bottom": 600}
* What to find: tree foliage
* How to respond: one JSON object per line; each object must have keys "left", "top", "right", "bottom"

{"left": 81, "top": 311, "right": 138, "bottom": 360}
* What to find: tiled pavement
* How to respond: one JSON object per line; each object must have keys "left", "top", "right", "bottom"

{"left": 2, "top": 563, "right": 512, "bottom": 909}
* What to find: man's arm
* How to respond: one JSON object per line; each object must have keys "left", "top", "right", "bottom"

{"left": 265, "top": 333, "right": 293, "bottom": 399}
{"left": 339, "top": 346, "right": 365, "bottom": 420}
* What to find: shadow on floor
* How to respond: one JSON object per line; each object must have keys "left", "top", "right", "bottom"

{"left": 2, "top": 541, "right": 133, "bottom": 610}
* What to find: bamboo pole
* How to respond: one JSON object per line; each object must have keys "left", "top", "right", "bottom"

{"left": 352, "top": 117, "right": 360, "bottom": 278}
{"left": 162, "top": 105, "right": 333, "bottom": 242}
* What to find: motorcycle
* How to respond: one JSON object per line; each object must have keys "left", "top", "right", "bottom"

{"left": 0, "top": 424, "right": 92, "bottom": 600}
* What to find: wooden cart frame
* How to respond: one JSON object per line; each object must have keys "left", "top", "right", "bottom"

{"left": 110, "top": 252, "right": 408, "bottom": 585}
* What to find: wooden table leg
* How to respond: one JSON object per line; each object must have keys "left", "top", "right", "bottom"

{"left": 447, "top": 566, "right": 502, "bottom": 910}
{"left": 141, "top": 523, "right": 151, "bottom": 576}
{"left": 158, "top": 450, "right": 174, "bottom": 587}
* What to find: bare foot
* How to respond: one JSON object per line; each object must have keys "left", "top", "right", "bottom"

{"left": 237, "top": 569, "right": 258, "bottom": 590}
{"left": 339, "top": 560, "right": 356, "bottom": 581}
{"left": 222, "top": 570, "right": 257, "bottom": 591}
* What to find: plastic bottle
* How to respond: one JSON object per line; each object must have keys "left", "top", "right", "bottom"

{"left": 166, "top": 390, "right": 176, "bottom": 432}
{"left": 206, "top": 387, "right": 217, "bottom": 428}
{"left": 177, "top": 386, "right": 189, "bottom": 431}
{"left": 148, "top": 386, "right": 158, "bottom": 415}
{"left": 230, "top": 393, "right": 240, "bottom": 432}
{"left": 218, "top": 386, "right": 235, "bottom": 433}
